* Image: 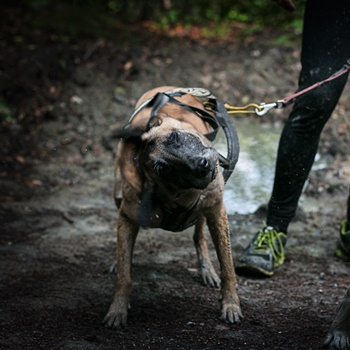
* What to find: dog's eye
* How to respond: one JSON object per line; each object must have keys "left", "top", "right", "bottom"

{"left": 154, "top": 161, "right": 170, "bottom": 176}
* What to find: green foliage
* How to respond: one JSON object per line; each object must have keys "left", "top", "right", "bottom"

{"left": 0, "top": 98, "right": 14, "bottom": 123}
{"left": 227, "top": 10, "right": 249, "bottom": 23}
{"left": 26, "top": 1, "right": 117, "bottom": 39}
{"left": 22, "top": 0, "right": 306, "bottom": 41}
{"left": 141, "top": 0, "right": 306, "bottom": 28}
{"left": 107, "top": 0, "right": 122, "bottom": 14}
{"left": 27, "top": 0, "right": 49, "bottom": 9}
{"left": 290, "top": 18, "right": 304, "bottom": 33}
{"left": 272, "top": 33, "right": 295, "bottom": 46}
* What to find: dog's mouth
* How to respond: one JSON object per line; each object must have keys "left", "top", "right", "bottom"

{"left": 152, "top": 137, "right": 219, "bottom": 190}
{"left": 154, "top": 157, "right": 217, "bottom": 189}
{"left": 139, "top": 128, "right": 220, "bottom": 189}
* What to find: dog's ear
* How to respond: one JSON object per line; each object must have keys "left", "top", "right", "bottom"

{"left": 111, "top": 116, "right": 162, "bottom": 141}
{"left": 110, "top": 126, "right": 144, "bottom": 141}
{"left": 110, "top": 117, "right": 149, "bottom": 141}
{"left": 147, "top": 116, "right": 162, "bottom": 129}
{"left": 113, "top": 116, "right": 163, "bottom": 196}
{"left": 118, "top": 141, "right": 143, "bottom": 192}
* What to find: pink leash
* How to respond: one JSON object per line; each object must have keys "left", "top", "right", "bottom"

{"left": 256, "top": 59, "right": 350, "bottom": 116}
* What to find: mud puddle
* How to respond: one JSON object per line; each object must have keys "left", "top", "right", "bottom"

{"left": 215, "top": 118, "right": 332, "bottom": 215}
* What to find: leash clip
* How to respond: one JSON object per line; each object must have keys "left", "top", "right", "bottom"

{"left": 255, "top": 100, "right": 284, "bottom": 116}
{"left": 255, "top": 102, "right": 277, "bottom": 116}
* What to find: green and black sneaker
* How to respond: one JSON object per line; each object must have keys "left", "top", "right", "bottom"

{"left": 236, "top": 225, "right": 287, "bottom": 277}
{"left": 335, "top": 220, "right": 350, "bottom": 262}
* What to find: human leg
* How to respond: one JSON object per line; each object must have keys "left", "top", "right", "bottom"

{"left": 267, "top": 0, "right": 350, "bottom": 232}
{"left": 237, "top": 0, "right": 350, "bottom": 276}
{"left": 336, "top": 189, "right": 350, "bottom": 261}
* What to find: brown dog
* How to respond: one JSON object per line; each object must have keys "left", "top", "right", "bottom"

{"left": 103, "top": 86, "right": 242, "bottom": 328}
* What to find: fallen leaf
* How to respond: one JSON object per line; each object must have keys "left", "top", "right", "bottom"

{"left": 0, "top": 196, "right": 14, "bottom": 201}
{"left": 15, "top": 155, "right": 25, "bottom": 164}
{"left": 123, "top": 60, "right": 133, "bottom": 71}
{"left": 70, "top": 95, "right": 83, "bottom": 104}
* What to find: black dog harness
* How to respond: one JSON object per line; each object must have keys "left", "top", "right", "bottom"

{"left": 126, "top": 87, "right": 239, "bottom": 183}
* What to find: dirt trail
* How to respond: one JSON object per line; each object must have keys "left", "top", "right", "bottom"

{"left": 1, "top": 14, "right": 350, "bottom": 349}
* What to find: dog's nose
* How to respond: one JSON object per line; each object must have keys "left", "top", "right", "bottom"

{"left": 199, "top": 158, "right": 209, "bottom": 168}
{"left": 193, "top": 157, "right": 212, "bottom": 178}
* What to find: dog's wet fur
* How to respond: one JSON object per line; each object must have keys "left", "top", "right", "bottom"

{"left": 103, "top": 86, "right": 242, "bottom": 328}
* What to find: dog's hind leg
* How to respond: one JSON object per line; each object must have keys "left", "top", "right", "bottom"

{"left": 205, "top": 203, "right": 242, "bottom": 323}
{"left": 103, "top": 212, "right": 139, "bottom": 328}
{"left": 193, "top": 216, "right": 221, "bottom": 288}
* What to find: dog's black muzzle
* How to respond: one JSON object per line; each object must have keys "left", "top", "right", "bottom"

{"left": 154, "top": 131, "right": 218, "bottom": 189}
{"left": 187, "top": 149, "right": 217, "bottom": 180}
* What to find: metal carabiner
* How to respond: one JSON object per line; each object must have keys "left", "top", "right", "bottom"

{"left": 255, "top": 102, "right": 278, "bottom": 116}
{"left": 255, "top": 100, "right": 286, "bottom": 116}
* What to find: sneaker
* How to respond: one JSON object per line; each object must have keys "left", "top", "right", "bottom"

{"left": 236, "top": 225, "right": 287, "bottom": 277}
{"left": 335, "top": 220, "right": 350, "bottom": 261}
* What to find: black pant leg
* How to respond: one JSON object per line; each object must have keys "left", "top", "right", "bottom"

{"left": 267, "top": 0, "right": 350, "bottom": 232}
{"left": 347, "top": 189, "right": 350, "bottom": 223}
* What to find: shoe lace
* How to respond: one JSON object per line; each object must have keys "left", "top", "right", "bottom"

{"left": 253, "top": 226, "right": 285, "bottom": 265}
{"left": 341, "top": 220, "right": 350, "bottom": 235}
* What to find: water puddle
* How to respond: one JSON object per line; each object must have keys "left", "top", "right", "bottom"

{"left": 214, "top": 118, "right": 281, "bottom": 215}
{"left": 214, "top": 118, "right": 327, "bottom": 215}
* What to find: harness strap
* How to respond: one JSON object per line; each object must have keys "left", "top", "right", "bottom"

{"left": 127, "top": 90, "right": 221, "bottom": 141}
{"left": 125, "top": 87, "right": 239, "bottom": 183}
{"left": 159, "top": 195, "right": 201, "bottom": 232}
{"left": 214, "top": 99, "right": 239, "bottom": 182}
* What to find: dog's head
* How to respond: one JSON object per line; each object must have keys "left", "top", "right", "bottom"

{"left": 141, "top": 116, "right": 219, "bottom": 190}
{"left": 116, "top": 115, "right": 219, "bottom": 191}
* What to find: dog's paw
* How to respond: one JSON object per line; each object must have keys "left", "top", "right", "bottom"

{"left": 220, "top": 302, "right": 243, "bottom": 324}
{"left": 200, "top": 266, "right": 221, "bottom": 288}
{"left": 102, "top": 309, "right": 128, "bottom": 328}
{"left": 325, "top": 331, "right": 350, "bottom": 349}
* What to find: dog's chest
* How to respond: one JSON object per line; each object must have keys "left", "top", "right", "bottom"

{"left": 149, "top": 194, "right": 203, "bottom": 232}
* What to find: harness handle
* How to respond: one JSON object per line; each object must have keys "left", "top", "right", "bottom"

{"left": 213, "top": 99, "right": 239, "bottom": 182}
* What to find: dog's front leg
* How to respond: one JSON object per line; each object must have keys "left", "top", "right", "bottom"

{"left": 206, "top": 203, "right": 242, "bottom": 323}
{"left": 325, "top": 285, "right": 350, "bottom": 349}
{"left": 193, "top": 216, "right": 221, "bottom": 288}
{"left": 103, "top": 212, "right": 139, "bottom": 328}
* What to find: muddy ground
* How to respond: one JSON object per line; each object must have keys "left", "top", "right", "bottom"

{"left": 1, "top": 5, "right": 350, "bottom": 350}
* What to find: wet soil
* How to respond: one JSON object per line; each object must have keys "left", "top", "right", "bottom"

{"left": 1, "top": 5, "right": 350, "bottom": 350}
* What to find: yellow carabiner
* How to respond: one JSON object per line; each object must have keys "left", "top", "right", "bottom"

{"left": 224, "top": 103, "right": 262, "bottom": 115}
{"left": 204, "top": 101, "right": 262, "bottom": 115}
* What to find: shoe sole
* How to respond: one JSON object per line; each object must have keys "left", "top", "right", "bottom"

{"left": 335, "top": 247, "right": 350, "bottom": 262}
{"left": 235, "top": 263, "right": 274, "bottom": 277}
